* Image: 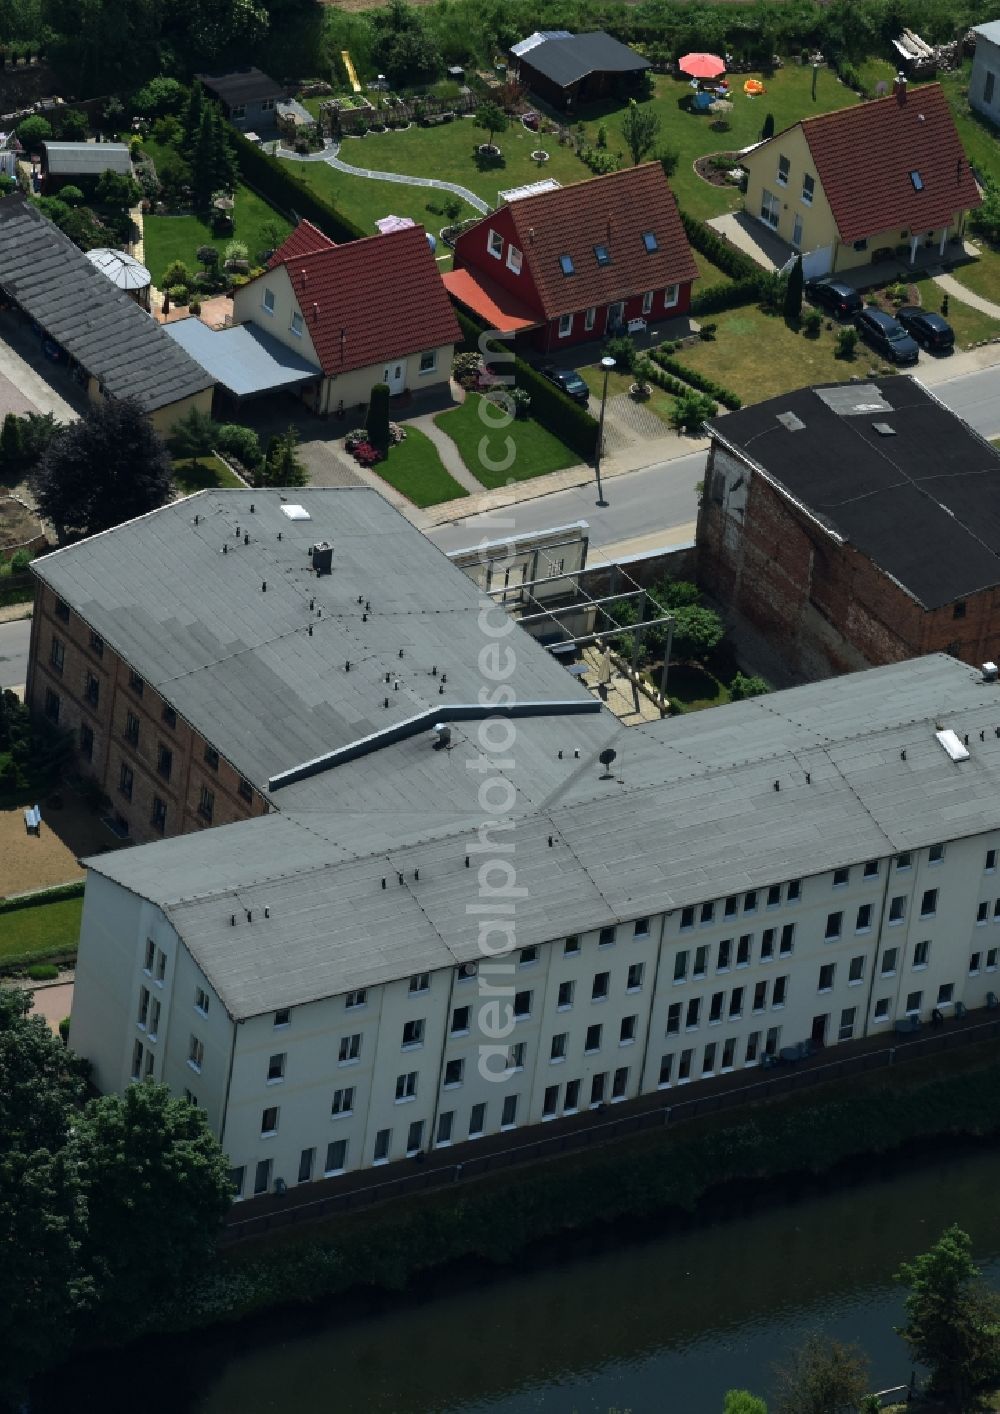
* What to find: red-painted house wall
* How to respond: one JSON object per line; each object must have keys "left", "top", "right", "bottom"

{"left": 532, "top": 283, "right": 693, "bottom": 351}
{"left": 452, "top": 208, "right": 545, "bottom": 319}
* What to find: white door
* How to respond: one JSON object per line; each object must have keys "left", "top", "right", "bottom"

{"left": 383, "top": 362, "right": 405, "bottom": 395}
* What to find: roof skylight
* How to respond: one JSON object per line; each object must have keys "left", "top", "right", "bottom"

{"left": 594, "top": 244, "right": 612, "bottom": 266}
{"left": 642, "top": 230, "right": 658, "bottom": 252}
{"left": 910, "top": 170, "right": 924, "bottom": 191}
{"left": 559, "top": 253, "right": 575, "bottom": 275}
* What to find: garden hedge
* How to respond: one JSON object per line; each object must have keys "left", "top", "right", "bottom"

{"left": 138, "top": 1040, "right": 1000, "bottom": 1340}
{"left": 690, "top": 277, "right": 766, "bottom": 316}
{"left": 456, "top": 310, "right": 599, "bottom": 461}
{"left": 229, "top": 132, "right": 366, "bottom": 245}
{"left": 681, "top": 210, "right": 761, "bottom": 283}
{"left": 650, "top": 348, "right": 742, "bottom": 409}
{"left": 0, "top": 881, "right": 85, "bottom": 913}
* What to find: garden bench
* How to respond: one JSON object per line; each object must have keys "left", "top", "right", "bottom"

{"left": 23, "top": 803, "right": 41, "bottom": 835}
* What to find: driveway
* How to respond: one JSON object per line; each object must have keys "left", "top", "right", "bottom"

{"left": 707, "top": 211, "right": 796, "bottom": 273}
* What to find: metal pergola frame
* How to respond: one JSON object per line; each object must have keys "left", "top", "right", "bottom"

{"left": 485, "top": 558, "right": 675, "bottom": 713}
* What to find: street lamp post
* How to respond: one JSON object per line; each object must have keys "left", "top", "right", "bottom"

{"left": 595, "top": 355, "right": 615, "bottom": 507}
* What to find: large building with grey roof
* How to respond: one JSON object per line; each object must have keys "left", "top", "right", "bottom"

{"left": 0, "top": 194, "right": 213, "bottom": 432}
{"left": 47, "top": 484, "right": 1000, "bottom": 1195}
{"left": 699, "top": 375, "right": 1000, "bottom": 684}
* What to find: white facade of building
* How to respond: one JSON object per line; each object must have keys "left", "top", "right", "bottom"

{"left": 972, "top": 23, "right": 1000, "bottom": 127}
{"left": 72, "top": 830, "right": 1000, "bottom": 1199}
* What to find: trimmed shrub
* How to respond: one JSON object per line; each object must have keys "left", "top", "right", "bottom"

{"left": 649, "top": 348, "right": 741, "bottom": 410}
{"left": 836, "top": 326, "right": 858, "bottom": 359}
{"left": 669, "top": 390, "right": 718, "bottom": 433}
{"left": 58, "top": 1015, "right": 70, "bottom": 1043}
{"left": 603, "top": 333, "right": 636, "bottom": 373}
{"left": 27, "top": 963, "right": 59, "bottom": 981}
{"left": 803, "top": 309, "right": 822, "bottom": 337}
{"left": 690, "top": 278, "right": 764, "bottom": 316}
{"left": 366, "top": 383, "right": 391, "bottom": 455}
{"left": 161, "top": 259, "right": 191, "bottom": 290}
{"left": 680, "top": 211, "right": 759, "bottom": 282}
{"left": 0, "top": 882, "right": 85, "bottom": 915}
{"left": 215, "top": 424, "right": 262, "bottom": 471}
{"left": 455, "top": 311, "right": 598, "bottom": 461}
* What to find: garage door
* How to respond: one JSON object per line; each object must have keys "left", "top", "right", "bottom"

{"left": 802, "top": 245, "right": 834, "bottom": 280}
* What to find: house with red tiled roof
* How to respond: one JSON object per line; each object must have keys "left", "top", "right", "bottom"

{"left": 443, "top": 163, "right": 698, "bottom": 352}
{"left": 742, "top": 77, "right": 981, "bottom": 279}
{"left": 229, "top": 221, "right": 460, "bottom": 414}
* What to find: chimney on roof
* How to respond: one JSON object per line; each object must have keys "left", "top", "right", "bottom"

{"left": 312, "top": 302, "right": 319, "bottom": 321}
{"left": 300, "top": 267, "right": 307, "bottom": 287}
{"left": 894, "top": 72, "right": 907, "bottom": 103}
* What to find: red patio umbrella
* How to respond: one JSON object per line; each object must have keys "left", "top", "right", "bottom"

{"left": 678, "top": 52, "right": 726, "bottom": 79}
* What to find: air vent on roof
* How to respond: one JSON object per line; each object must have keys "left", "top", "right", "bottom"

{"left": 983, "top": 662, "right": 998, "bottom": 683}
{"left": 281, "top": 504, "right": 311, "bottom": 520}
{"left": 776, "top": 411, "right": 806, "bottom": 432}
{"left": 311, "top": 541, "right": 333, "bottom": 576}
{"left": 872, "top": 421, "right": 896, "bottom": 436}
{"left": 935, "top": 728, "right": 970, "bottom": 762}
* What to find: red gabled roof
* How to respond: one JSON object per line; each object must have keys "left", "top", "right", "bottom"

{"left": 267, "top": 219, "right": 336, "bottom": 269}
{"left": 797, "top": 83, "right": 981, "bottom": 243}
{"left": 465, "top": 164, "right": 697, "bottom": 321}
{"left": 267, "top": 225, "right": 461, "bottom": 377}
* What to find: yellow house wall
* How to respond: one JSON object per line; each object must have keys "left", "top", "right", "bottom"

{"left": 86, "top": 377, "right": 214, "bottom": 436}
{"left": 232, "top": 264, "right": 323, "bottom": 368}
{"left": 744, "top": 124, "right": 837, "bottom": 253}
{"left": 830, "top": 212, "right": 967, "bottom": 273}
{"left": 149, "top": 386, "right": 214, "bottom": 437}
{"left": 316, "top": 343, "right": 455, "bottom": 417}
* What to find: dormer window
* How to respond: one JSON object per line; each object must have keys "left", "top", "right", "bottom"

{"left": 594, "top": 244, "right": 611, "bottom": 266}
{"left": 910, "top": 170, "right": 924, "bottom": 191}
{"left": 642, "top": 231, "right": 658, "bottom": 252}
{"left": 559, "top": 253, "right": 574, "bottom": 275}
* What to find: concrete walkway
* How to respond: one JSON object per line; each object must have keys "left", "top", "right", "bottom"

{"left": 279, "top": 139, "right": 490, "bottom": 215}
{"left": 407, "top": 413, "right": 483, "bottom": 494}
{"left": 932, "top": 271, "right": 1000, "bottom": 320}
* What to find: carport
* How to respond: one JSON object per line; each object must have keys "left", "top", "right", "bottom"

{"left": 164, "top": 318, "right": 322, "bottom": 404}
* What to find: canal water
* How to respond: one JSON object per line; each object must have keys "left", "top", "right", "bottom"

{"left": 36, "top": 1143, "right": 1000, "bottom": 1414}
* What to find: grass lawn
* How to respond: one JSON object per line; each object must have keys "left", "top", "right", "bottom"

{"left": 663, "top": 662, "right": 731, "bottom": 713}
{"left": 577, "top": 359, "right": 677, "bottom": 428}
{"left": 947, "top": 244, "right": 1000, "bottom": 310}
{"left": 338, "top": 115, "right": 590, "bottom": 206}
{"left": 579, "top": 64, "right": 860, "bottom": 223}
{"left": 142, "top": 184, "right": 292, "bottom": 287}
{"left": 692, "top": 248, "right": 733, "bottom": 288}
{"left": 672, "top": 304, "right": 879, "bottom": 404}
{"left": 173, "top": 456, "right": 245, "bottom": 495}
{"left": 0, "top": 897, "right": 83, "bottom": 966}
{"left": 290, "top": 155, "right": 476, "bottom": 249}
{"left": 435, "top": 394, "right": 579, "bottom": 489}
{"left": 907, "top": 272, "right": 1000, "bottom": 346}
{"left": 371, "top": 425, "right": 467, "bottom": 507}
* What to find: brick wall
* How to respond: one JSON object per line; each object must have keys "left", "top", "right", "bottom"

{"left": 697, "top": 443, "right": 1000, "bottom": 680}
{"left": 27, "top": 581, "right": 269, "bottom": 845}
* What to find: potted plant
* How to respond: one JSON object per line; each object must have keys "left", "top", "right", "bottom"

{"left": 630, "top": 378, "right": 651, "bottom": 400}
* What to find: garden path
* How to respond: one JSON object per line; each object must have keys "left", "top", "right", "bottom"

{"left": 280, "top": 140, "right": 489, "bottom": 214}
{"left": 932, "top": 272, "right": 1000, "bottom": 320}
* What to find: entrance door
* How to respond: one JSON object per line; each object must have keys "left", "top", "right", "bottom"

{"left": 605, "top": 301, "right": 625, "bottom": 333}
{"left": 383, "top": 362, "right": 405, "bottom": 395}
{"left": 811, "top": 1014, "right": 828, "bottom": 1048}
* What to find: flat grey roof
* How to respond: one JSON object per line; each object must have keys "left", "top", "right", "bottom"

{"left": 164, "top": 318, "right": 320, "bottom": 398}
{"left": 32, "top": 487, "right": 595, "bottom": 800}
{"left": 42, "top": 142, "right": 131, "bottom": 176}
{"left": 0, "top": 195, "right": 212, "bottom": 414}
{"left": 708, "top": 376, "right": 1000, "bottom": 610}
{"left": 87, "top": 653, "right": 1000, "bottom": 1019}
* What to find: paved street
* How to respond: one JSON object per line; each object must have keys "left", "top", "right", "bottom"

{"left": 427, "top": 450, "right": 705, "bottom": 561}
{"left": 428, "top": 363, "right": 1000, "bottom": 561}
{"left": 0, "top": 616, "right": 30, "bottom": 692}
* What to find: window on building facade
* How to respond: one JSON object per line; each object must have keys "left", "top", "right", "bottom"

{"left": 84, "top": 673, "right": 99, "bottom": 708}
{"left": 198, "top": 786, "right": 214, "bottom": 822}
{"left": 157, "top": 744, "right": 172, "bottom": 781}
{"left": 204, "top": 745, "right": 219, "bottom": 770}
{"left": 469, "top": 1102, "right": 487, "bottom": 1136}
{"left": 325, "top": 1141, "right": 347, "bottom": 1175}
{"left": 591, "top": 973, "right": 609, "bottom": 1002}
{"left": 373, "top": 1128, "right": 392, "bottom": 1163}
{"left": 188, "top": 1035, "right": 204, "bottom": 1071}
{"left": 772, "top": 976, "right": 788, "bottom": 1007}
{"left": 443, "top": 1058, "right": 464, "bottom": 1087}
{"left": 436, "top": 1112, "right": 454, "bottom": 1146}
{"left": 119, "top": 762, "right": 133, "bottom": 800}
{"left": 394, "top": 1071, "right": 417, "bottom": 1102}
{"left": 331, "top": 1087, "right": 354, "bottom": 1116}
{"left": 80, "top": 723, "right": 94, "bottom": 761}
{"left": 338, "top": 1033, "right": 361, "bottom": 1064}
{"left": 267, "top": 1053, "right": 286, "bottom": 1083}
{"left": 913, "top": 940, "right": 930, "bottom": 969}
{"left": 501, "top": 1094, "right": 518, "bottom": 1127}
{"left": 402, "top": 1018, "right": 425, "bottom": 1048}
{"left": 557, "top": 980, "right": 575, "bottom": 1009}
{"left": 848, "top": 955, "right": 865, "bottom": 984}
{"left": 551, "top": 1031, "right": 568, "bottom": 1061}
{"left": 195, "top": 987, "right": 210, "bottom": 1015}
{"left": 564, "top": 934, "right": 580, "bottom": 955}
{"left": 125, "top": 711, "right": 139, "bottom": 746}
{"left": 825, "top": 912, "right": 842, "bottom": 940}
{"left": 150, "top": 795, "right": 168, "bottom": 832}
{"left": 50, "top": 636, "right": 64, "bottom": 673}
{"left": 274, "top": 1008, "right": 291, "bottom": 1027}
{"left": 627, "top": 962, "right": 644, "bottom": 991}
{"left": 584, "top": 1023, "right": 602, "bottom": 1053}
{"left": 129, "top": 670, "right": 144, "bottom": 696}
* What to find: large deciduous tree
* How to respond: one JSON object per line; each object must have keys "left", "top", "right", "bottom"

{"left": 896, "top": 1225, "right": 1000, "bottom": 1410}
{"left": 771, "top": 1333, "right": 870, "bottom": 1414}
{"left": 30, "top": 397, "right": 173, "bottom": 539}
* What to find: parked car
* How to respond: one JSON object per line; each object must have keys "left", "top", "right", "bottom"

{"left": 804, "top": 278, "right": 863, "bottom": 319}
{"left": 895, "top": 305, "right": 955, "bottom": 353}
{"left": 538, "top": 364, "right": 592, "bottom": 405}
{"left": 854, "top": 307, "right": 920, "bottom": 365}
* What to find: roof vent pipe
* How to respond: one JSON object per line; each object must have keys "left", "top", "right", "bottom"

{"left": 982, "top": 661, "right": 998, "bottom": 683}
{"left": 894, "top": 71, "right": 907, "bottom": 103}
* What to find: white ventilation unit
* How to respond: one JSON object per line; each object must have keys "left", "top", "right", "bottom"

{"left": 935, "top": 729, "right": 969, "bottom": 762}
